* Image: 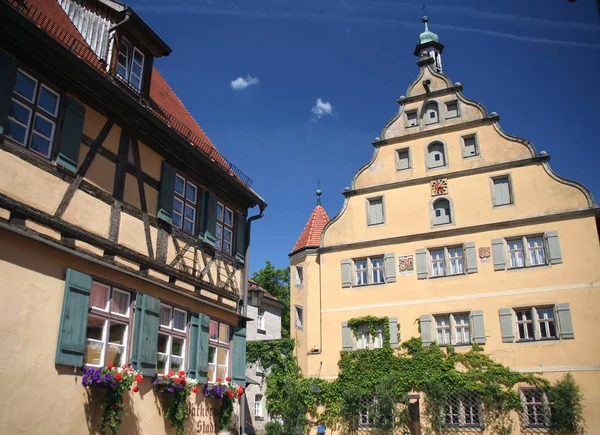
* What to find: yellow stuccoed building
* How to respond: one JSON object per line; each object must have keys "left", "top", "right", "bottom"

{"left": 289, "top": 17, "right": 600, "bottom": 434}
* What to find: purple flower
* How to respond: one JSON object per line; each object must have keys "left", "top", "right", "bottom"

{"left": 168, "top": 387, "right": 175, "bottom": 393}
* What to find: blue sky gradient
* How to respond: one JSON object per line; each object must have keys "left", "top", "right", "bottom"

{"left": 129, "top": 0, "right": 600, "bottom": 273}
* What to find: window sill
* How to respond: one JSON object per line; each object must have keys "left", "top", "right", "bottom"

{"left": 255, "top": 417, "right": 265, "bottom": 421}
{"left": 507, "top": 264, "right": 550, "bottom": 272}
{"left": 515, "top": 338, "right": 559, "bottom": 345}
{"left": 257, "top": 328, "right": 266, "bottom": 335}
{"left": 492, "top": 202, "right": 515, "bottom": 208}
{"left": 350, "top": 282, "right": 386, "bottom": 289}
{"left": 462, "top": 153, "right": 480, "bottom": 159}
{"left": 428, "top": 273, "right": 466, "bottom": 280}
{"left": 367, "top": 222, "right": 386, "bottom": 228}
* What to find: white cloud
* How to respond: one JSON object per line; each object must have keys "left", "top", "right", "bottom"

{"left": 311, "top": 98, "right": 333, "bottom": 119}
{"left": 230, "top": 75, "right": 260, "bottom": 90}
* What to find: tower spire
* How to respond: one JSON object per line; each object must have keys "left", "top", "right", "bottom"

{"left": 414, "top": 16, "right": 444, "bottom": 73}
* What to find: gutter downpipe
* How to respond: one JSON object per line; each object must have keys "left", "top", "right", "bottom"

{"left": 240, "top": 203, "right": 267, "bottom": 435}
{"left": 108, "top": 9, "right": 132, "bottom": 32}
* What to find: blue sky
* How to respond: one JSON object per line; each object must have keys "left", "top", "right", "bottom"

{"left": 129, "top": 0, "right": 600, "bottom": 274}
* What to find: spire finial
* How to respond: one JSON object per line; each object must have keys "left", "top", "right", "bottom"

{"left": 316, "top": 180, "right": 322, "bottom": 206}
{"left": 422, "top": 15, "right": 429, "bottom": 32}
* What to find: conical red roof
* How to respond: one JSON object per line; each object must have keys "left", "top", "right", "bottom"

{"left": 291, "top": 205, "right": 330, "bottom": 254}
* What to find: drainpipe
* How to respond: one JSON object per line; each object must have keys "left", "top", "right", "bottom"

{"left": 240, "top": 203, "right": 267, "bottom": 435}
{"left": 109, "top": 10, "right": 132, "bottom": 32}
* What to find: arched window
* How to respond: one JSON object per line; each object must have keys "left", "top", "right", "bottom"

{"left": 427, "top": 142, "right": 447, "bottom": 169}
{"left": 424, "top": 102, "right": 439, "bottom": 124}
{"left": 433, "top": 198, "right": 452, "bottom": 225}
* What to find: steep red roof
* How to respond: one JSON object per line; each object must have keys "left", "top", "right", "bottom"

{"left": 8, "top": 0, "right": 250, "bottom": 187}
{"left": 291, "top": 204, "right": 330, "bottom": 253}
{"left": 248, "top": 278, "right": 280, "bottom": 302}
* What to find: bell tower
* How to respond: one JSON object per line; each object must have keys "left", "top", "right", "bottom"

{"left": 414, "top": 16, "right": 444, "bottom": 72}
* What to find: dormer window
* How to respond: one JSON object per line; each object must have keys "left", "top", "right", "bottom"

{"left": 116, "top": 38, "right": 145, "bottom": 92}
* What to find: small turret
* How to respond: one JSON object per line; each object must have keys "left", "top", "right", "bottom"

{"left": 414, "top": 16, "right": 444, "bottom": 73}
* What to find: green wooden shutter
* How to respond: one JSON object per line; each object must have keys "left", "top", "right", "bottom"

{"left": 0, "top": 50, "right": 17, "bottom": 135}
{"left": 384, "top": 253, "right": 396, "bottom": 283}
{"left": 341, "top": 321, "right": 353, "bottom": 351}
{"left": 545, "top": 231, "right": 563, "bottom": 265}
{"left": 341, "top": 259, "right": 352, "bottom": 288}
{"left": 471, "top": 310, "right": 486, "bottom": 344}
{"left": 498, "top": 308, "right": 515, "bottom": 343}
{"left": 131, "top": 293, "right": 161, "bottom": 377}
{"left": 416, "top": 249, "right": 428, "bottom": 279}
{"left": 55, "top": 269, "right": 92, "bottom": 367}
{"left": 465, "top": 242, "right": 478, "bottom": 274}
{"left": 492, "top": 239, "right": 506, "bottom": 271}
{"left": 235, "top": 213, "right": 247, "bottom": 263}
{"left": 56, "top": 97, "right": 85, "bottom": 174}
{"left": 195, "top": 188, "right": 207, "bottom": 237}
{"left": 556, "top": 303, "right": 574, "bottom": 339}
{"left": 420, "top": 314, "right": 433, "bottom": 347}
{"left": 157, "top": 161, "right": 175, "bottom": 224}
{"left": 388, "top": 317, "right": 399, "bottom": 348}
{"left": 200, "top": 191, "right": 217, "bottom": 247}
{"left": 187, "top": 313, "right": 210, "bottom": 383}
{"left": 232, "top": 325, "right": 247, "bottom": 387}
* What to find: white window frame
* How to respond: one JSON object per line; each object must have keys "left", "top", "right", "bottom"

{"left": 216, "top": 202, "right": 234, "bottom": 255}
{"left": 173, "top": 173, "right": 198, "bottom": 235}
{"left": 208, "top": 320, "right": 231, "bottom": 384}
{"left": 157, "top": 304, "right": 187, "bottom": 375}
{"left": 85, "top": 282, "right": 132, "bottom": 368}
{"left": 506, "top": 235, "right": 546, "bottom": 269}
{"left": 444, "top": 394, "right": 482, "bottom": 428}
{"left": 355, "top": 323, "right": 383, "bottom": 350}
{"left": 7, "top": 69, "right": 60, "bottom": 159}
{"left": 515, "top": 306, "right": 558, "bottom": 342}
{"left": 429, "top": 246, "right": 464, "bottom": 277}
{"left": 520, "top": 388, "right": 551, "bottom": 429}
{"left": 116, "top": 38, "right": 145, "bottom": 92}
{"left": 434, "top": 313, "right": 471, "bottom": 345}
{"left": 254, "top": 394, "right": 264, "bottom": 418}
{"left": 257, "top": 308, "right": 265, "bottom": 331}
{"left": 352, "top": 256, "right": 385, "bottom": 286}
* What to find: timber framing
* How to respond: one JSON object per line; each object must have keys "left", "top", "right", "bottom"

{"left": 0, "top": 192, "right": 242, "bottom": 303}
{"left": 0, "top": 1, "right": 265, "bottom": 209}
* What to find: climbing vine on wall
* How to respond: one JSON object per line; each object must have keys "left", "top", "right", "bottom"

{"left": 347, "top": 316, "right": 391, "bottom": 347}
{"left": 251, "top": 333, "right": 585, "bottom": 435}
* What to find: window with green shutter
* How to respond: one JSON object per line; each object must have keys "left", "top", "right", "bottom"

{"left": 131, "top": 293, "right": 161, "bottom": 377}
{"left": 187, "top": 313, "right": 210, "bottom": 383}
{"left": 56, "top": 269, "right": 92, "bottom": 367}
{"left": 232, "top": 325, "right": 247, "bottom": 387}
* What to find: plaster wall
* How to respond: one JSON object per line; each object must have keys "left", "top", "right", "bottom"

{"left": 246, "top": 304, "right": 282, "bottom": 341}
{"left": 0, "top": 229, "right": 238, "bottom": 434}
{"left": 0, "top": 149, "right": 68, "bottom": 214}
{"left": 326, "top": 163, "right": 591, "bottom": 247}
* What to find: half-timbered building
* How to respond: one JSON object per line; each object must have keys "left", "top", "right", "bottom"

{"left": 0, "top": 0, "right": 265, "bottom": 432}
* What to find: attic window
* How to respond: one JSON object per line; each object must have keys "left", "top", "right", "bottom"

{"left": 116, "top": 38, "right": 145, "bottom": 92}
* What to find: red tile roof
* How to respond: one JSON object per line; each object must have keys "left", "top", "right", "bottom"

{"left": 291, "top": 204, "right": 330, "bottom": 253}
{"left": 248, "top": 278, "right": 280, "bottom": 302}
{"left": 8, "top": 0, "right": 253, "bottom": 189}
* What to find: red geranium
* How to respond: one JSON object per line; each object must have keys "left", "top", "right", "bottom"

{"left": 216, "top": 377, "right": 222, "bottom": 382}
{"left": 132, "top": 386, "right": 139, "bottom": 392}
{"left": 178, "top": 371, "right": 185, "bottom": 377}
{"left": 173, "top": 377, "right": 180, "bottom": 384}
{"left": 122, "top": 364, "right": 128, "bottom": 369}
{"left": 227, "top": 390, "right": 235, "bottom": 399}
{"left": 226, "top": 376, "right": 231, "bottom": 382}
{"left": 114, "top": 373, "right": 123, "bottom": 381}
{"left": 107, "top": 362, "right": 114, "bottom": 369}
{"left": 167, "top": 371, "right": 174, "bottom": 377}
{"left": 192, "top": 387, "right": 200, "bottom": 394}
{"left": 135, "top": 374, "right": 143, "bottom": 383}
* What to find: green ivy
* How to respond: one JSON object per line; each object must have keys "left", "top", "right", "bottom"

{"left": 255, "top": 336, "right": 585, "bottom": 435}
{"left": 347, "top": 316, "right": 391, "bottom": 347}
{"left": 246, "top": 339, "right": 295, "bottom": 369}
